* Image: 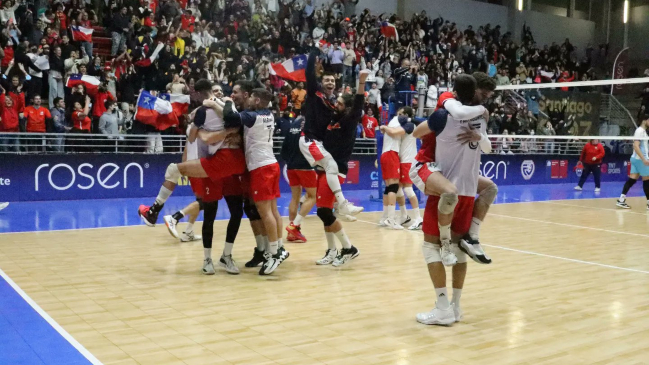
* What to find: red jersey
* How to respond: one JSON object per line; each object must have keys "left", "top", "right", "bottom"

{"left": 580, "top": 142, "right": 605, "bottom": 164}
{"left": 24, "top": 106, "right": 52, "bottom": 133}
{"left": 362, "top": 115, "right": 378, "bottom": 138}
{"left": 72, "top": 110, "right": 91, "bottom": 131}
{"left": 415, "top": 92, "right": 455, "bottom": 163}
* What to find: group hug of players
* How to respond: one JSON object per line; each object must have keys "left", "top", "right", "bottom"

{"left": 136, "top": 46, "right": 499, "bottom": 325}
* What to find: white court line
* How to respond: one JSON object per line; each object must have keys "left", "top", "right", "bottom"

{"left": 540, "top": 200, "right": 649, "bottom": 216}
{"left": 0, "top": 268, "right": 103, "bottom": 365}
{"left": 354, "top": 218, "right": 649, "bottom": 275}
{"left": 488, "top": 213, "right": 649, "bottom": 238}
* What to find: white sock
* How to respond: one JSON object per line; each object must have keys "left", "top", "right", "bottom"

{"left": 255, "top": 235, "right": 265, "bottom": 251}
{"left": 326, "top": 173, "right": 345, "bottom": 205}
{"left": 278, "top": 238, "right": 284, "bottom": 248}
{"left": 325, "top": 232, "right": 336, "bottom": 250}
{"left": 204, "top": 248, "right": 211, "bottom": 259}
{"left": 268, "top": 240, "right": 279, "bottom": 255}
{"left": 452, "top": 288, "right": 462, "bottom": 307}
{"left": 435, "top": 288, "right": 450, "bottom": 309}
{"left": 438, "top": 223, "right": 451, "bottom": 242}
{"left": 223, "top": 242, "right": 234, "bottom": 256}
{"left": 620, "top": 194, "right": 626, "bottom": 201}
{"left": 155, "top": 186, "right": 173, "bottom": 205}
{"left": 185, "top": 222, "right": 194, "bottom": 234}
{"left": 412, "top": 206, "right": 421, "bottom": 220}
{"left": 387, "top": 205, "right": 396, "bottom": 220}
{"left": 294, "top": 213, "right": 304, "bottom": 226}
{"left": 399, "top": 204, "right": 408, "bottom": 219}
{"left": 263, "top": 236, "right": 269, "bottom": 252}
{"left": 469, "top": 217, "right": 482, "bottom": 240}
{"left": 382, "top": 204, "right": 388, "bottom": 219}
{"left": 334, "top": 229, "right": 351, "bottom": 249}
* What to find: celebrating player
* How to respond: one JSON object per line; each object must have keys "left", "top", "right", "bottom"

{"left": 616, "top": 113, "right": 649, "bottom": 209}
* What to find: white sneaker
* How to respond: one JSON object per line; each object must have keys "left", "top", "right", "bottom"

{"left": 0, "top": 202, "right": 8, "bottom": 211}
{"left": 574, "top": 186, "right": 582, "bottom": 191}
{"left": 337, "top": 200, "right": 363, "bottom": 216}
{"left": 595, "top": 188, "right": 601, "bottom": 193}
{"left": 400, "top": 215, "right": 411, "bottom": 225}
{"left": 416, "top": 306, "right": 456, "bottom": 326}
{"left": 452, "top": 302, "right": 463, "bottom": 322}
{"left": 163, "top": 215, "right": 180, "bottom": 238}
{"left": 440, "top": 240, "right": 457, "bottom": 266}
{"left": 334, "top": 210, "right": 357, "bottom": 222}
{"left": 332, "top": 246, "right": 359, "bottom": 267}
{"left": 348, "top": 202, "right": 364, "bottom": 215}
{"left": 219, "top": 255, "right": 240, "bottom": 275}
{"left": 379, "top": 217, "right": 388, "bottom": 227}
{"left": 384, "top": 218, "right": 403, "bottom": 230}
{"left": 408, "top": 218, "right": 423, "bottom": 230}
{"left": 316, "top": 249, "right": 338, "bottom": 265}
{"left": 180, "top": 231, "right": 202, "bottom": 242}
{"left": 616, "top": 200, "right": 631, "bottom": 209}
{"left": 202, "top": 258, "right": 215, "bottom": 275}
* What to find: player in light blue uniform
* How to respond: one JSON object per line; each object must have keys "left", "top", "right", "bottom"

{"left": 616, "top": 113, "right": 649, "bottom": 209}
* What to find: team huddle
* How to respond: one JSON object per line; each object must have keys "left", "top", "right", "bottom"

{"left": 136, "top": 50, "right": 500, "bottom": 325}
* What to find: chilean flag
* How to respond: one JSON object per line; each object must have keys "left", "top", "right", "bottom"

{"left": 135, "top": 90, "right": 179, "bottom": 131}
{"left": 66, "top": 74, "right": 100, "bottom": 95}
{"left": 71, "top": 25, "right": 93, "bottom": 42}
{"left": 381, "top": 22, "right": 399, "bottom": 41}
{"left": 159, "top": 93, "right": 190, "bottom": 117}
{"left": 134, "top": 42, "right": 165, "bottom": 67}
{"left": 269, "top": 54, "right": 307, "bottom": 82}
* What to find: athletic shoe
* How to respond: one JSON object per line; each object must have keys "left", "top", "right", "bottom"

{"left": 408, "top": 218, "right": 423, "bottom": 231}
{"left": 379, "top": 217, "right": 388, "bottom": 226}
{"left": 316, "top": 249, "right": 338, "bottom": 265}
{"left": 348, "top": 202, "right": 364, "bottom": 215}
{"left": 180, "top": 231, "right": 202, "bottom": 242}
{"left": 451, "top": 302, "right": 463, "bottom": 322}
{"left": 259, "top": 252, "right": 282, "bottom": 275}
{"left": 400, "top": 215, "right": 412, "bottom": 225}
{"left": 202, "top": 258, "right": 215, "bottom": 275}
{"left": 279, "top": 246, "right": 290, "bottom": 262}
{"left": 459, "top": 235, "right": 492, "bottom": 264}
{"left": 595, "top": 188, "right": 601, "bottom": 193}
{"left": 138, "top": 204, "right": 160, "bottom": 227}
{"left": 440, "top": 239, "right": 457, "bottom": 266}
{"left": 332, "top": 246, "right": 360, "bottom": 267}
{"left": 416, "top": 306, "right": 456, "bottom": 326}
{"left": 574, "top": 186, "right": 582, "bottom": 191}
{"left": 286, "top": 223, "right": 307, "bottom": 243}
{"left": 219, "top": 255, "right": 240, "bottom": 275}
{"left": 384, "top": 218, "right": 404, "bottom": 230}
{"left": 334, "top": 210, "right": 357, "bottom": 222}
{"left": 0, "top": 202, "right": 8, "bottom": 211}
{"left": 163, "top": 215, "right": 180, "bottom": 238}
{"left": 616, "top": 200, "right": 631, "bottom": 209}
{"left": 337, "top": 200, "right": 364, "bottom": 216}
{"left": 245, "top": 248, "right": 265, "bottom": 267}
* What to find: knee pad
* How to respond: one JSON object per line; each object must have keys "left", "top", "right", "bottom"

{"left": 403, "top": 186, "right": 416, "bottom": 199}
{"left": 396, "top": 187, "right": 404, "bottom": 198}
{"left": 196, "top": 198, "right": 204, "bottom": 211}
{"left": 243, "top": 198, "right": 261, "bottom": 221}
{"left": 317, "top": 207, "right": 336, "bottom": 226}
{"left": 384, "top": 183, "right": 399, "bottom": 195}
{"left": 438, "top": 192, "right": 459, "bottom": 215}
{"left": 422, "top": 241, "right": 442, "bottom": 264}
{"left": 477, "top": 183, "right": 498, "bottom": 206}
{"left": 451, "top": 243, "right": 468, "bottom": 264}
{"left": 164, "top": 163, "right": 181, "bottom": 183}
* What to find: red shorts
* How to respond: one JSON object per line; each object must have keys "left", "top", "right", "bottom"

{"left": 422, "top": 195, "right": 475, "bottom": 237}
{"left": 287, "top": 169, "right": 317, "bottom": 188}
{"left": 381, "top": 151, "right": 400, "bottom": 180}
{"left": 316, "top": 171, "right": 344, "bottom": 209}
{"left": 250, "top": 163, "right": 281, "bottom": 202}
{"left": 399, "top": 163, "right": 412, "bottom": 185}
{"left": 189, "top": 177, "right": 203, "bottom": 198}
{"left": 201, "top": 177, "right": 223, "bottom": 203}
{"left": 240, "top": 171, "right": 251, "bottom": 198}
{"left": 222, "top": 175, "right": 243, "bottom": 197}
{"left": 200, "top": 148, "right": 246, "bottom": 182}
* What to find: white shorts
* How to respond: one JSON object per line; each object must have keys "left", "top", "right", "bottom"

{"left": 299, "top": 136, "right": 333, "bottom": 168}
{"left": 409, "top": 161, "right": 442, "bottom": 194}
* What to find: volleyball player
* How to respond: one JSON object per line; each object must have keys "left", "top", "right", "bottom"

{"left": 314, "top": 70, "right": 368, "bottom": 266}
{"left": 413, "top": 74, "right": 487, "bottom": 325}
{"left": 222, "top": 88, "right": 287, "bottom": 275}
{"left": 282, "top": 116, "right": 316, "bottom": 243}
{"left": 300, "top": 49, "right": 363, "bottom": 218}
{"left": 616, "top": 113, "right": 649, "bottom": 209}
{"left": 398, "top": 113, "right": 424, "bottom": 230}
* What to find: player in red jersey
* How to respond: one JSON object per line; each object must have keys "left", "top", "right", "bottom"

{"left": 411, "top": 73, "right": 497, "bottom": 266}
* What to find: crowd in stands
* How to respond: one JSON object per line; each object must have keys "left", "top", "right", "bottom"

{"left": 0, "top": 0, "right": 604, "bottom": 153}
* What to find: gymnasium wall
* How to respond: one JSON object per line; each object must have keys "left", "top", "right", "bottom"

{"left": 0, "top": 153, "right": 632, "bottom": 202}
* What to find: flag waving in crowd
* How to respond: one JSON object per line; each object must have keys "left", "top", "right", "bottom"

{"left": 159, "top": 93, "right": 190, "bottom": 118}
{"left": 269, "top": 54, "right": 308, "bottom": 82}
{"left": 71, "top": 25, "right": 93, "bottom": 42}
{"left": 135, "top": 90, "right": 179, "bottom": 131}
{"left": 381, "top": 21, "right": 399, "bottom": 41}
{"left": 66, "top": 74, "right": 100, "bottom": 95}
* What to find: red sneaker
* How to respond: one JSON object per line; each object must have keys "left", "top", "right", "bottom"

{"left": 138, "top": 204, "right": 159, "bottom": 227}
{"left": 285, "top": 223, "right": 307, "bottom": 243}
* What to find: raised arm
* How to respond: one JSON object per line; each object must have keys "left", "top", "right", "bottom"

{"left": 443, "top": 98, "right": 486, "bottom": 121}
{"left": 306, "top": 49, "right": 318, "bottom": 97}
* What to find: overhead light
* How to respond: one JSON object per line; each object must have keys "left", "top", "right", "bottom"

{"left": 623, "top": 0, "right": 629, "bottom": 24}
{"left": 518, "top": 0, "right": 523, "bottom": 11}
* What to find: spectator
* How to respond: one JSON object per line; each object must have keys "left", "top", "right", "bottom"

{"left": 0, "top": 84, "right": 20, "bottom": 152}
{"left": 540, "top": 120, "right": 556, "bottom": 154}
{"left": 110, "top": 6, "right": 130, "bottom": 57}
{"left": 361, "top": 108, "right": 379, "bottom": 138}
{"left": 291, "top": 82, "right": 306, "bottom": 114}
{"left": 575, "top": 139, "right": 605, "bottom": 192}
{"left": 50, "top": 97, "right": 70, "bottom": 152}
{"left": 23, "top": 95, "right": 52, "bottom": 151}
{"left": 48, "top": 46, "right": 65, "bottom": 107}
{"left": 99, "top": 100, "right": 124, "bottom": 139}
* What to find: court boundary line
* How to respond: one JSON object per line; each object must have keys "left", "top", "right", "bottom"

{"left": 540, "top": 200, "right": 649, "bottom": 215}
{"left": 0, "top": 268, "right": 103, "bottom": 365}
{"left": 354, "top": 218, "right": 649, "bottom": 275}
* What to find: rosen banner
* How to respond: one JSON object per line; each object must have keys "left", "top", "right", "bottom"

{"left": 0, "top": 153, "right": 631, "bottom": 202}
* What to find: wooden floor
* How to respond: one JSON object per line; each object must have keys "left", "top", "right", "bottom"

{"left": 2, "top": 197, "right": 649, "bottom": 365}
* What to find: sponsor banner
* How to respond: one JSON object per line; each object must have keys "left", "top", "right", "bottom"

{"left": 0, "top": 154, "right": 632, "bottom": 202}
{"left": 537, "top": 90, "right": 601, "bottom": 135}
